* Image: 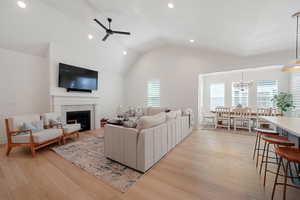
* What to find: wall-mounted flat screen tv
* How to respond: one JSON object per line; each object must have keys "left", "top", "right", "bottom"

{"left": 58, "top": 63, "right": 98, "bottom": 91}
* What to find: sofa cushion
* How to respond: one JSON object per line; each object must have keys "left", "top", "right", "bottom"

{"left": 63, "top": 124, "right": 81, "bottom": 134}
{"left": 174, "top": 109, "right": 182, "bottom": 118}
{"left": 136, "top": 112, "right": 166, "bottom": 130}
{"left": 166, "top": 111, "right": 177, "bottom": 120}
{"left": 147, "top": 107, "right": 166, "bottom": 116}
{"left": 12, "top": 128, "right": 63, "bottom": 144}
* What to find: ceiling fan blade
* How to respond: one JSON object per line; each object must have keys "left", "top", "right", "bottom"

{"left": 94, "top": 19, "right": 108, "bottom": 30}
{"left": 111, "top": 30, "right": 131, "bottom": 35}
{"left": 102, "top": 34, "right": 110, "bottom": 41}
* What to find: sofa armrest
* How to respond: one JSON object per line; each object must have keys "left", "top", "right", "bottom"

{"left": 104, "top": 125, "right": 139, "bottom": 169}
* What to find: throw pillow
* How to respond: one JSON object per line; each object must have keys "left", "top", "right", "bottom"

{"left": 136, "top": 112, "right": 166, "bottom": 130}
{"left": 23, "top": 120, "right": 44, "bottom": 133}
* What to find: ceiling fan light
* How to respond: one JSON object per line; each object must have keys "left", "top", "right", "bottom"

{"left": 17, "top": 1, "right": 26, "bottom": 8}
{"left": 168, "top": 3, "right": 174, "bottom": 9}
{"left": 88, "top": 34, "right": 93, "bottom": 40}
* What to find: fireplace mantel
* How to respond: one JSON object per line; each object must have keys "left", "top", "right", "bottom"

{"left": 50, "top": 92, "right": 100, "bottom": 99}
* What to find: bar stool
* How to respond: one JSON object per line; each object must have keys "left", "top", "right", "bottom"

{"left": 260, "top": 134, "right": 294, "bottom": 186}
{"left": 271, "top": 147, "right": 300, "bottom": 200}
{"left": 253, "top": 128, "right": 278, "bottom": 167}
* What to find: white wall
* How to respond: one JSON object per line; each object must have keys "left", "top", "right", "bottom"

{"left": 49, "top": 42, "right": 124, "bottom": 121}
{"left": 124, "top": 46, "right": 293, "bottom": 126}
{"left": 200, "top": 66, "right": 290, "bottom": 113}
{"left": 0, "top": 48, "right": 49, "bottom": 143}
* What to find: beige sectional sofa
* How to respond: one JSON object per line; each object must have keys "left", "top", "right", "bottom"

{"left": 104, "top": 107, "right": 193, "bottom": 172}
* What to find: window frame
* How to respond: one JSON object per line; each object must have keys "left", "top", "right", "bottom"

{"left": 256, "top": 80, "right": 279, "bottom": 108}
{"left": 209, "top": 83, "right": 225, "bottom": 110}
{"left": 147, "top": 80, "right": 160, "bottom": 107}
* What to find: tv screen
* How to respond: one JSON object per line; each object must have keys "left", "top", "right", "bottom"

{"left": 58, "top": 63, "right": 98, "bottom": 91}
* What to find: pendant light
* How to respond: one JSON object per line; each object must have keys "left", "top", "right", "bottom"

{"left": 232, "top": 72, "right": 254, "bottom": 91}
{"left": 282, "top": 12, "right": 300, "bottom": 72}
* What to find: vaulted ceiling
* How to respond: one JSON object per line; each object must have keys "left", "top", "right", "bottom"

{"left": 0, "top": 0, "right": 300, "bottom": 61}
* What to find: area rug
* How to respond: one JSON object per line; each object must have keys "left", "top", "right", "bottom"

{"left": 51, "top": 136, "right": 142, "bottom": 193}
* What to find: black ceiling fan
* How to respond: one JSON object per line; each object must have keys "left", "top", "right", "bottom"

{"left": 94, "top": 18, "right": 131, "bottom": 41}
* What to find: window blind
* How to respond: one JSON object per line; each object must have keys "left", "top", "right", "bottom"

{"left": 290, "top": 73, "right": 300, "bottom": 109}
{"left": 232, "top": 83, "right": 248, "bottom": 107}
{"left": 147, "top": 80, "right": 160, "bottom": 107}
{"left": 210, "top": 83, "right": 225, "bottom": 110}
{"left": 256, "top": 80, "right": 278, "bottom": 108}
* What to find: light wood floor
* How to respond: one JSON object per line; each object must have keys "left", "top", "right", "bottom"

{"left": 1, "top": 129, "right": 300, "bottom": 200}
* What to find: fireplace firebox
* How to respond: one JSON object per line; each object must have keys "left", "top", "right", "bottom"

{"left": 66, "top": 110, "right": 91, "bottom": 131}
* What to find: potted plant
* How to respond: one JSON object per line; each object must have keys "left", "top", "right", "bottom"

{"left": 271, "top": 92, "right": 295, "bottom": 115}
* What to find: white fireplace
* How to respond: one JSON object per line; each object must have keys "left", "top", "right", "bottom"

{"left": 50, "top": 94, "right": 100, "bottom": 129}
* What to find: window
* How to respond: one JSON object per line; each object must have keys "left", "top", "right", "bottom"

{"left": 232, "top": 83, "right": 248, "bottom": 107}
{"left": 256, "top": 80, "right": 278, "bottom": 108}
{"left": 147, "top": 80, "right": 160, "bottom": 107}
{"left": 210, "top": 83, "right": 225, "bottom": 110}
{"left": 290, "top": 73, "right": 300, "bottom": 109}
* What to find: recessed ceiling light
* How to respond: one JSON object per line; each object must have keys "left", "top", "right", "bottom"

{"left": 123, "top": 51, "right": 127, "bottom": 55}
{"left": 88, "top": 34, "right": 93, "bottom": 40}
{"left": 17, "top": 1, "right": 26, "bottom": 8}
{"left": 168, "top": 3, "right": 174, "bottom": 9}
{"left": 189, "top": 39, "right": 195, "bottom": 43}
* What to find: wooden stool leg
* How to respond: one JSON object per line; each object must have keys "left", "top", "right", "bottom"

{"left": 271, "top": 157, "right": 282, "bottom": 200}
{"left": 30, "top": 145, "right": 36, "bottom": 157}
{"left": 256, "top": 134, "right": 262, "bottom": 167}
{"left": 6, "top": 145, "right": 12, "bottom": 156}
{"left": 263, "top": 143, "right": 270, "bottom": 186}
{"left": 260, "top": 141, "right": 267, "bottom": 174}
{"left": 253, "top": 132, "right": 259, "bottom": 160}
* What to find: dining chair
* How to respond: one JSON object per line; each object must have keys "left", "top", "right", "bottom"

{"left": 215, "top": 107, "right": 231, "bottom": 130}
{"left": 233, "top": 107, "right": 252, "bottom": 132}
{"left": 256, "top": 108, "right": 277, "bottom": 129}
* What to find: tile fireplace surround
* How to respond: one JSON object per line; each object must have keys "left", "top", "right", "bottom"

{"left": 51, "top": 94, "right": 100, "bottom": 129}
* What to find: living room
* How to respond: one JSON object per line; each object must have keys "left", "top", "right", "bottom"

{"left": 1, "top": 0, "right": 300, "bottom": 200}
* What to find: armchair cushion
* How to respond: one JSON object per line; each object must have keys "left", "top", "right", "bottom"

{"left": 12, "top": 128, "right": 63, "bottom": 144}
{"left": 42, "top": 112, "right": 64, "bottom": 126}
{"left": 63, "top": 124, "right": 81, "bottom": 134}
{"left": 23, "top": 120, "right": 44, "bottom": 133}
{"left": 11, "top": 114, "right": 41, "bottom": 131}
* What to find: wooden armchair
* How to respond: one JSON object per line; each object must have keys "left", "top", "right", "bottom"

{"left": 42, "top": 113, "right": 81, "bottom": 144}
{"left": 5, "top": 114, "right": 63, "bottom": 157}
